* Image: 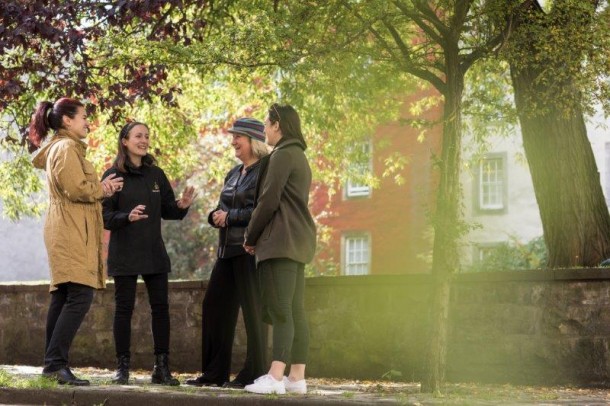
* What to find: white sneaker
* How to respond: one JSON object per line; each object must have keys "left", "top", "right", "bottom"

{"left": 244, "top": 374, "right": 286, "bottom": 394}
{"left": 283, "top": 376, "right": 307, "bottom": 394}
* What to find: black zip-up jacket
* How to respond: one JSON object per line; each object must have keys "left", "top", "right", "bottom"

{"left": 208, "top": 161, "right": 260, "bottom": 258}
{"left": 102, "top": 164, "right": 188, "bottom": 276}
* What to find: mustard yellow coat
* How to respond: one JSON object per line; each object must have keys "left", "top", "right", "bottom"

{"left": 32, "top": 129, "right": 106, "bottom": 292}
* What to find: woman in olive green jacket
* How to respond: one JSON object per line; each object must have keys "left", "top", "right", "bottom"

{"left": 30, "top": 98, "right": 123, "bottom": 386}
{"left": 244, "top": 104, "right": 316, "bottom": 395}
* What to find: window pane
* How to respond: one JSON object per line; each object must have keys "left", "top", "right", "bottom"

{"left": 344, "top": 235, "right": 371, "bottom": 275}
{"left": 346, "top": 142, "right": 371, "bottom": 197}
{"left": 479, "top": 157, "right": 504, "bottom": 210}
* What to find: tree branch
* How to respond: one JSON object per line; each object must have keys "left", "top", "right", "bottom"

{"left": 391, "top": 0, "right": 444, "bottom": 45}
{"left": 338, "top": 0, "right": 446, "bottom": 93}
{"left": 460, "top": 29, "right": 506, "bottom": 72}
{"left": 338, "top": 1, "right": 406, "bottom": 70}
{"left": 409, "top": 0, "right": 450, "bottom": 39}
{"left": 451, "top": 0, "right": 474, "bottom": 34}
{"left": 379, "top": 19, "right": 446, "bottom": 93}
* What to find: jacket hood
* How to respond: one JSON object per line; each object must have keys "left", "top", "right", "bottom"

{"left": 32, "top": 129, "right": 88, "bottom": 169}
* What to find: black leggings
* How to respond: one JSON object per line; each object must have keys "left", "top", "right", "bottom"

{"left": 113, "top": 273, "right": 170, "bottom": 357}
{"left": 44, "top": 282, "right": 94, "bottom": 372}
{"left": 259, "top": 258, "right": 309, "bottom": 364}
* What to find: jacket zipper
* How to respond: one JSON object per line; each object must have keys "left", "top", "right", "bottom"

{"left": 219, "top": 168, "right": 244, "bottom": 257}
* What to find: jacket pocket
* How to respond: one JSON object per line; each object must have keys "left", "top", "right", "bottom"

{"left": 81, "top": 160, "right": 97, "bottom": 181}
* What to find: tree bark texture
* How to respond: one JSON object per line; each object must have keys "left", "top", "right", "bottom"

{"left": 509, "top": 1, "right": 610, "bottom": 267}
{"left": 422, "top": 53, "right": 464, "bottom": 393}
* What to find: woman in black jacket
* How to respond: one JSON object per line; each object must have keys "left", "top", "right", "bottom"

{"left": 186, "top": 118, "right": 269, "bottom": 388}
{"left": 102, "top": 121, "right": 195, "bottom": 386}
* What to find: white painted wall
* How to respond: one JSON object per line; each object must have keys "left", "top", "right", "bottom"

{"left": 461, "top": 112, "right": 610, "bottom": 265}
{"left": 0, "top": 201, "right": 49, "bottom": 282}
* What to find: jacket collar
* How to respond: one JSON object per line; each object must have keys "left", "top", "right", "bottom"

{"left": 56, "top": 129, "right": 88, "bottom": 155}
{"left": 242, "top": 159, "right": 261, "bottom": 174}
{"left": 273, "top": 137, "right": 305, "bottom": 151}
{"left": 32, "top": 128, "right": 88, "bottom": 169}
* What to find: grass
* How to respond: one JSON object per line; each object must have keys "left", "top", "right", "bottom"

{"left": 0, "top": 369, "right": 57, "bottom": 389}
{"left": 342, "top": 391, "right": 355, "bottom": 398}
{"left": 0, "top": 368, "right": 606, "bottom": 404}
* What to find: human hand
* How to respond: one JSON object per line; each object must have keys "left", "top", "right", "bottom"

{"left": 128, "top": 205, "right": 148, "bottom": 222}
{"left": 177, "top": 186, "right": 196, "bottom": 209}
{"left": 101, "top": 173, "right": 124, "bottom": 198}
{"left": 212, "top": 210, "right": 228, "bottom": 227}
{"left": 243, "top": 244, "right": 255, "bottom": 255}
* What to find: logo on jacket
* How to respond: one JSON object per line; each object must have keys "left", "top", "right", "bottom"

{"left": 153, "top": 181, "right": 160, "bottom": 192}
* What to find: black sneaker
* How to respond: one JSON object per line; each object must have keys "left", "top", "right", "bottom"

{"left": 185, "top": 375, "right": 224, "bottom": 387}
{"left": 222, "top": 379, "right": 248, "bottom": 389}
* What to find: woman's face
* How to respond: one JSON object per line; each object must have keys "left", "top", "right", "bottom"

{"left": 264, "top": 115, "right": 282, "bottom": 146}
{"left": 63, "top": 106, "right": 89, "bottom": 139}
{"left": 232, "top": 134, "right": 253, "bottom": 163}
{"left": 122, "top": 124, "right": 150, "bottom": 158}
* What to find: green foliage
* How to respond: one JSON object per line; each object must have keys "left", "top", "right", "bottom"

{"left": 502, "top": 0, "right": 610, "bottom": 117}
{"left": 382, "top": 369, "right": 403, "bottom": 381}
{"left": 162, "top": 199, "right": 217, "bottom": 280}
{"left": 0, "top": 143, "right": 45, "bottom": 220}
{"left": 0, "top": 369, "right": 57, "bottom": 389}
{"left": 464, "top": 236, "right": 548, "bottom": 272}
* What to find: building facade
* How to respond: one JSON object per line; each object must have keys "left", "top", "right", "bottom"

{"left": 312, "top": 94, "right": 443, "bottom": 275}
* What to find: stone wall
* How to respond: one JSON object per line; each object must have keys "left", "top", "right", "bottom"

{"left": 3, "top": 270, "right": 610, "bottom": 386}
{"left": 0, "top": 281, "right": 220, "bottom": 373}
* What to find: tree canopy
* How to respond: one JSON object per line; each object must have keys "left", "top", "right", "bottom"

{"left": 1, "top": 0, "right": 609, "bottom": 393}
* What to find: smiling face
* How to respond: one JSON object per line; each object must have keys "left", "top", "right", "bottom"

{"left": 62, "top": 106, "right": 89, "bottom": 139}
{"left": 231, "top": 133, "right": 254, "bottom": 164}
{"left": 122, "top": 124, "right": 150, "bottom": 162}
{"left": 264, "top": 115, "right": 282, "bottom": 146}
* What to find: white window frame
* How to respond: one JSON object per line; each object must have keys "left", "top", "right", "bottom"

{"left": 470, "top": 242, "right": 506, "bottom": 269}
{"left": 345, "top": 141, "right": 372, "bottom": 198}
{"left": 474, "top": 153, "right": 507, "bottom": 214}
{"left": 341, "top": 232, "right": 371, "bottom": 276}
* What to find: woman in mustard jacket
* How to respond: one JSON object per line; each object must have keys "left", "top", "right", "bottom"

{"left": 30, "top": 98, "right": 123, "bottom": 386}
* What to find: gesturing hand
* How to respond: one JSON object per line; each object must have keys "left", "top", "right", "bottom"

{"left": 177, "top": 186, "right": 196, "bottom": 209}
{"left": 128, "top": 205, "right": 148, "bottom": 222}
{"left": 101, "top": 173, "right": 124, "bottom": 198}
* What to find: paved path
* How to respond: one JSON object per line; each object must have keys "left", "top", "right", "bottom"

{"left": 2, "top": 365, "right": 610, "bottom": 405}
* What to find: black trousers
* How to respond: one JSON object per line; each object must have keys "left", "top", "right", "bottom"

{"left": 259, "top": 258, "right": 309, "bottom": 364}
{"left": 113, "top": 273, "right": 170, "bottom": 357}
{"left": 44, "top": 282, "right": 94, "bottom": 372}
{"left": 201, "top": 254, "right": 266, "bottom": 384}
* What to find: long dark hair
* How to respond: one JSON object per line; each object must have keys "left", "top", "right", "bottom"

{"left": 28, "top": 98, "right": 84, "bottom": 149}
{"left": 268, "top": 103, "right": 307, "bottom": 149}
{"left": 113, "top": 121, "right": 156, "bottom": 173}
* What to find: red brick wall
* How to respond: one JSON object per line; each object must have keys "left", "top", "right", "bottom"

{"left": 312, "top": 92, "right": 442, "bottom": 275}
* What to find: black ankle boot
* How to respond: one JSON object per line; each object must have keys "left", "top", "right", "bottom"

{"left": 112, "top": 355, "right": 130, "bottom": 384}
{"left": 151, "top": 353, "right": 179, "bottom": 386}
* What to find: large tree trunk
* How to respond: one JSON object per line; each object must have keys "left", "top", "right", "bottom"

{"left": 421, "top": 52, "right": 464, "bottom": 393}
{"left": 509, "top": 0, "right": 610, "bottom": 267}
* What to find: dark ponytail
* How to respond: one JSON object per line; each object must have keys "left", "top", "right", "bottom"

{"left": 28, "top": 98, "right": 84, "bottom": 149}
{"left": 268, "top": 103, "right": 307, "bottom": 150}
